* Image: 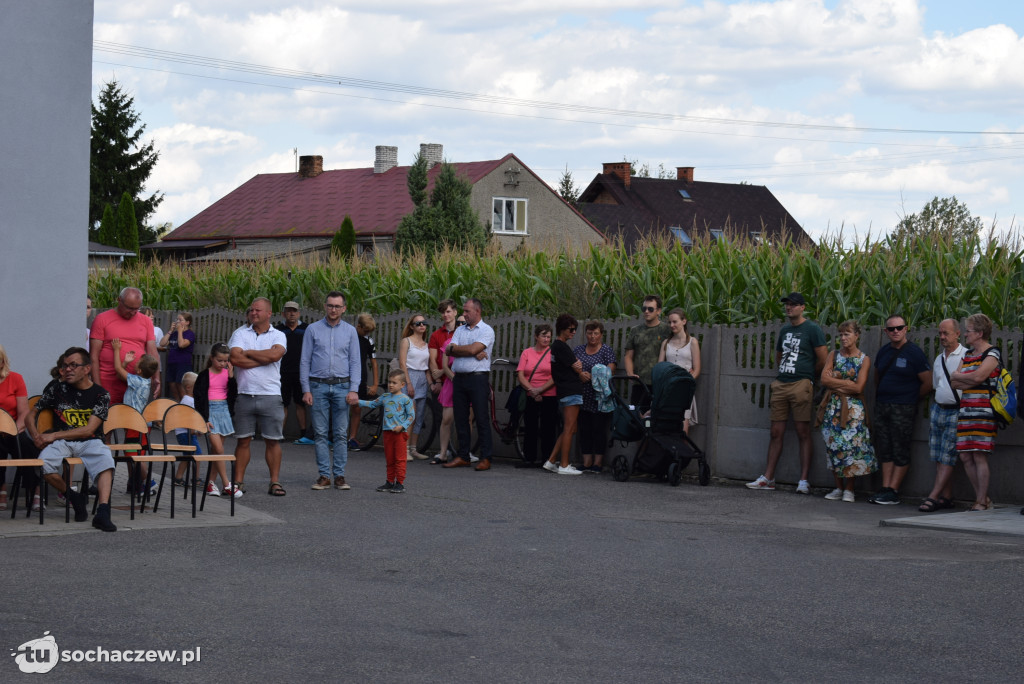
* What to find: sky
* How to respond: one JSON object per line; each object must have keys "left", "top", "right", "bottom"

{"left": 92, "top": 0, "right": 1024, "bottom": 243}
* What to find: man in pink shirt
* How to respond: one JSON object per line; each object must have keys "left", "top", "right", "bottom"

{"left": 89, "top": 287, "right": 160, "bottom": 403}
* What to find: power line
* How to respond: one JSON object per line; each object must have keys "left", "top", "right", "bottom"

{"left": 93, "top": 40, "right": 1024, "bottom": 137}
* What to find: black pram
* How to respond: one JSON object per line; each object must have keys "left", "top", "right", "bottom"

{"left": 610, "top": 362, "right": 710, "bottom": 486}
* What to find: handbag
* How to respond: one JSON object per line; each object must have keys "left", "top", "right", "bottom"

{"left": 507, "top": 347, "right": 550, "bottom": 414}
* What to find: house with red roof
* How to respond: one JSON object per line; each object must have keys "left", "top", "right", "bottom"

{"left": 576, "top": 162, "right": 812, "bottom": 252}
{"left": 149, "top": 144, "right": 604, "bottom": 261}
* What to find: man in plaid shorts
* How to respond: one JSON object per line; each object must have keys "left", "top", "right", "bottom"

{"left": 918, "top": 319, "right": 966, "bottom": 512}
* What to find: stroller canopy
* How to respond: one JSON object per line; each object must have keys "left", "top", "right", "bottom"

{"left": 650, "top": 362, "right": 696, "bottom": 433}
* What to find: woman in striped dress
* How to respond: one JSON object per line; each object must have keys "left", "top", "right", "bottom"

{"left": 950, "top": 314, "right": 1001, "bottom": 511}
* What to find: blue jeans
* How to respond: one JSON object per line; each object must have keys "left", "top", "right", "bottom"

{"left": 311, "top": 380, "right": 351, "bottom": 478}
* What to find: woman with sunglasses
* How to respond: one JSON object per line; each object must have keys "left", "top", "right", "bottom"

{"left": 398, "top": 313, "right": 431, "bottom": 460}
{"left": 543, "top": 314, "right": 585, "bottom": 476}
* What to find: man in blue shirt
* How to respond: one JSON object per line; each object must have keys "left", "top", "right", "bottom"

{"left": 869, "top": 314, "right": 931, "bottom": 505}
{"left": 301, "top": 291, "right": 362, "bottom": 491}
{"left": 443, "top": 298, "right": 495, "bottom": 471}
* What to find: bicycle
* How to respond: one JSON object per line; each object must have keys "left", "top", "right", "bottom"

{"left": 351, "top": 396, "right": 440, "bottom": 454}
{"left": 355, "top": 359, "right": 529, "bottom": 458}
{"left": 429, "top": 359, "right": 533, "bottom": 460}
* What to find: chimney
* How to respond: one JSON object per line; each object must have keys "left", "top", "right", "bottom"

{"left": 298, "top": 155, "right": 323, "bottom": 178}
{"left": 677, "top": 167, "right": 694, "bottom": 182}
{"left": 419, "top": 143, "right": 443, "bottom": 169}
{"left": 374, "top": 145, "right": 398, "bottom": 174}
{"left": 603, "top": 162, "right": 631, "bottom": 190}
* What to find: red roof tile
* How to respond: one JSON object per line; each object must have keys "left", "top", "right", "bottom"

{"left": 163, "top": 156, "right": 511, "bottom": 241}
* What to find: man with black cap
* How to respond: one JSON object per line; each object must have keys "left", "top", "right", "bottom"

{"left": 276, "top": 301, "right": 311, "bottom": 443}
{"left": 747, "top": 292, "right": 827, "bottom": 494}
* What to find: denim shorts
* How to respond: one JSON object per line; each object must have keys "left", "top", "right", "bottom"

{"left": 208, "top": 400, "right": 235, "bottom": 437}
{"left": 559, "top": 394, "right": 583, "bottom": 407}
{"left": 233, "top": 394, "right": 284, "bottom": 441}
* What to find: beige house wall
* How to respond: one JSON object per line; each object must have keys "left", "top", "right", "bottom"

{"left": 468, "top": 164, "right": 603, "bottom": 253}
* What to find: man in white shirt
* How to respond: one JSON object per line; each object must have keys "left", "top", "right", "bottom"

{"left": 918, "top": 318, "right": 967, "bottom": 512}
{"left": 443, "top": 298, "right": 495, "bottom": 471}
{"left": 229, "top": 297, "right": 287, "bottom": 496}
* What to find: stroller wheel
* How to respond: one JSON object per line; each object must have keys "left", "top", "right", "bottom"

{"left": 667, "top": 462, "right": 682, "bottom": 487}
{"left": 612, "top": 455, "right": 630, "bottom": 482}
{"left": 698, "top": 460, "right": 711, "bottom": 486}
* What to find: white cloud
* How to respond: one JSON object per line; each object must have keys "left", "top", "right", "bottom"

{"left": 89, "top": 1, "right": 1023, "bottom": 240}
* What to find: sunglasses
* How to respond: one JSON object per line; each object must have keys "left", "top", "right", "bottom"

{"left": 457, "top": 320, "right": 466, "bottom": 326}
{"left": 885, "top": 325, "right": 906, "bottom": 333}
{"left": 568, "top": 327, "right": 577, "bottom": 333}
{"left": 641, "top": 306, "right": 657, "bottom": 313}
{"left": 413, "top": 321, "right": 427, "bottom": 327}
{"left": 60, "top": 362, "right": 86, "bottom": 371}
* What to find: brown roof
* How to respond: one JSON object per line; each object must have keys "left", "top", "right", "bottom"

{"left": 577, "top": 174, "right": 811, "bottom": 250}
{"left": 162, "top": 156, "right": 515, "bottom": 241}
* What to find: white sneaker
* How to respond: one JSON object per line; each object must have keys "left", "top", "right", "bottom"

{"left": 542, "top": 461, "right": 559, "bottom": 473}
{"left": 469, "top": 453, "right": 479, "bottom": 463}
{"left": 557, "top": 465, "right": 583, "bottom": 476}
{"left": 206, "top": 481, "right": 221, "bottom": 497}
{"left": 32, "top": 496, "right": 45, "bottom": 512}
{"left": 842, "top": 489, "right": 855, "bottom": 503}
{"left": 222, "top": 484, "right": 243, "bottom": 499}
{"left": 796, "top": 480, "right": 811, "bottom": 495}
{"left": 824, "top": 488, "right": 843, "bottom": 500}
{"left": 411, "top": 449, "right": 429, "bottom": 460}
{"left": 745, "top": 475, "right": 775, "bottom": 490}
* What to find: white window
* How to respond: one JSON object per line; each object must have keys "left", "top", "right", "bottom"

{"left": 492, "top": 197, "right": 528, "bottom": 234}
{"left": 710, "top": 229, "right": 726, "bottom": 243}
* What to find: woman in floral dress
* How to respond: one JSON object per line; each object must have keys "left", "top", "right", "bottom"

{"left": 819, "top": 320, "right": 876, "bottom": 502}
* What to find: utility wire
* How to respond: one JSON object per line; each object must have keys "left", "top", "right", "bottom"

{"left": 93, "top": 40, "right": 1024, "bottom": 137}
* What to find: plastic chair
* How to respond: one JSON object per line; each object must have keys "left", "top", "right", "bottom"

{"left": 0, "top": 408, "right": 44, "bottom": 524}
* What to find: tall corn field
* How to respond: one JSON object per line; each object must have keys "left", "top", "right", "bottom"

{"left": 90, "top": 231, "right": 1024, "bottom": 328}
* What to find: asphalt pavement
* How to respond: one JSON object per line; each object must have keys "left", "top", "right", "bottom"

{"left": 3, "top": 441, "right": 1023, "bottom": 683}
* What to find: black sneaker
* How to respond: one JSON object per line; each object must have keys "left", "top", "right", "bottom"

{"left": 875, "top": 489, "right": 901, "bottom": 505}
{"left": 92, "top": 504, "right": 117, "bottom": 532}
{"left": 67, "top": 489, "right": 89, "bottom": 522}
{"left": 375, "top": 482, "right": 394, "bottom": 493}
{"left": 868, "top": 487, "right": 890, "bottom": 505}
{"left": 390, "top": 483, "right": 405, "bottom": 494}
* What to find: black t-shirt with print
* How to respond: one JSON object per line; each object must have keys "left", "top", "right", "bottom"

{"left": 37, "top": 380, "right": 110, "bottom": 440}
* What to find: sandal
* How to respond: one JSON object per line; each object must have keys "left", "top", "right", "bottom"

{"left": 0, "top": 490, "right": 7, "bottom": 511}
{"left": 936, "top": 496, "right": 955, "bottom": 510}
{"left": 969, "top": 500, "right": 992, "bottom": 512}
{"left": 428, "top": 455, "right": 447, "bottom": 465}
{"left": 268, "top": 482, "right": 286, "bottom": 497}
{"left": 918, "top": 497, "right": 940, "bottom": 512}
{"left": 235, "top": 481, "right": 245, "bottom": 493}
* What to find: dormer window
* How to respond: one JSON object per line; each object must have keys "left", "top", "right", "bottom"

{"left": 670, "top": 227, "right": 692, "bottom": 246}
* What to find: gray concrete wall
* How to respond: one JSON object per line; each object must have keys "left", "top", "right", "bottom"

{"left": 469, "top": 162, "right": 603, "bottom": 254}
{"left": 0, "top": 1, "right": 94, "bottom": 392}
{"left": 150, "top": 307, "right": 1024, "bottom": 503}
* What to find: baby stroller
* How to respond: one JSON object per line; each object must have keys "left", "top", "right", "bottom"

{"left": 609, "top": 362, "right": 710, "bottom": 487}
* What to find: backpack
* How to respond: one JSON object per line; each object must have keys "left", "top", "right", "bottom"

{"left": 981, "top": 348, "right": 1016, "bottom": 429}
{"left": 610, "top": 399, "right": 645, "bottom": 443}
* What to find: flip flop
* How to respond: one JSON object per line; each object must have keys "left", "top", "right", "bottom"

{"left": 268, "top": 482, "right": 286, "bottom": 497}
{"left": 428, "top": 455, "right": 447, "bottom": 465}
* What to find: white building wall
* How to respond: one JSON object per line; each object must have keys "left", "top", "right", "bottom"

{"left": 0, "top": 1, "right": 94, "bottom": 390}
